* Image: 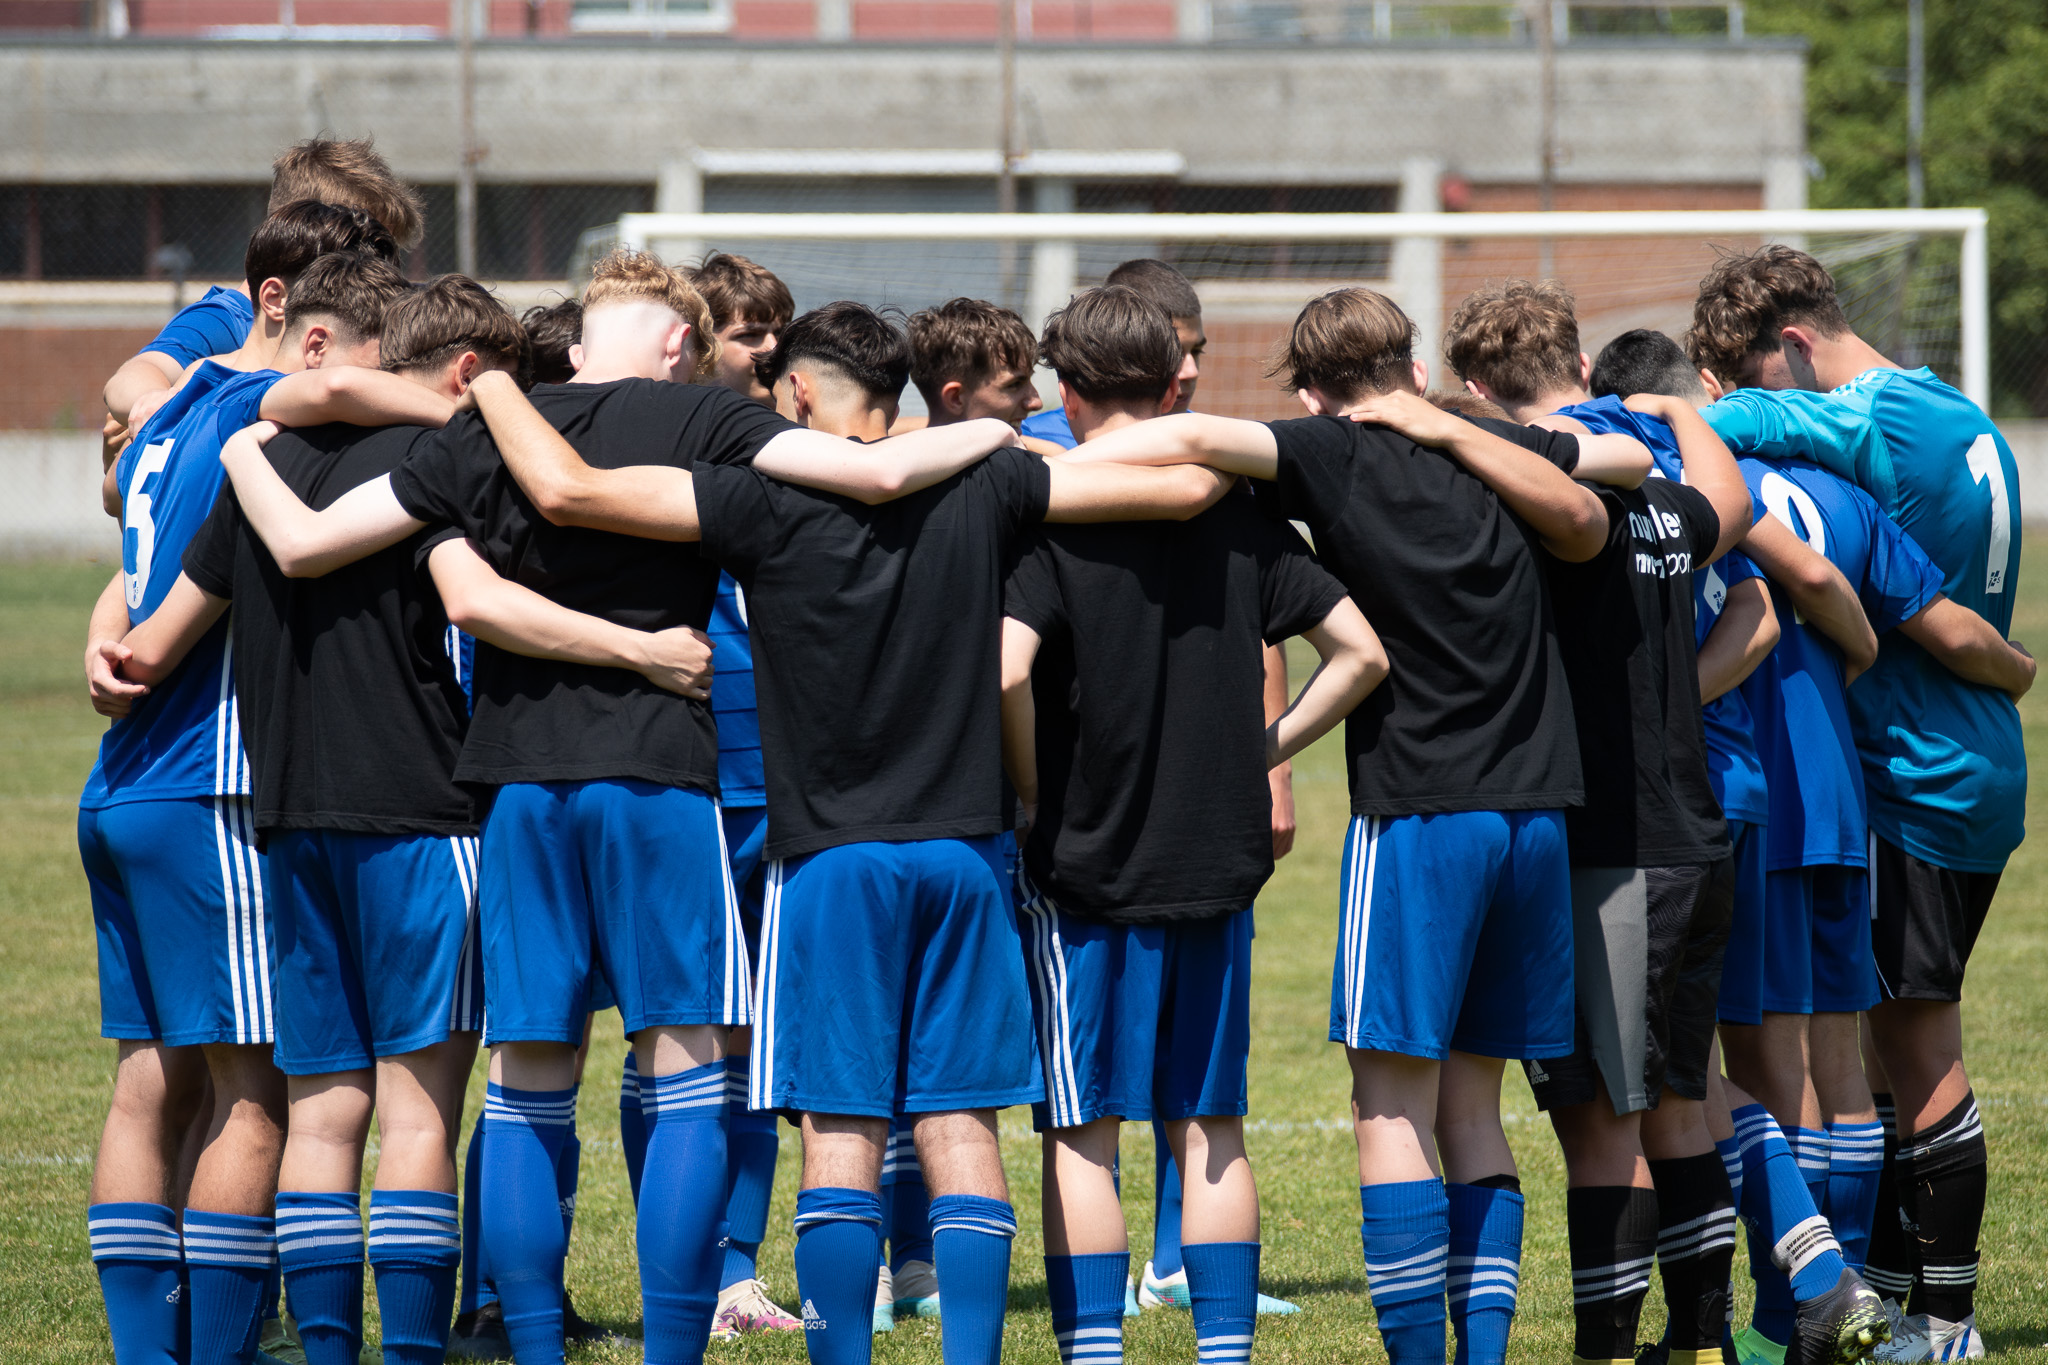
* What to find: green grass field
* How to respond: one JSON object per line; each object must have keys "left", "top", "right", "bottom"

{"left": 4, "top": 549, "right": 2047, "bottom": 1363}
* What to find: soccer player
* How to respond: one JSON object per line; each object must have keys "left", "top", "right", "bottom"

{"left": 80, "top": 229, "right": 456, "bottom": 1365}
{"left": 1058, "top": 286, "right": 1662, "bottom": 1365}
{"left": 907, "top": 297, "right": 1044, "bottom": 429}
{"left": 522, "top": 300, "right": 583, "bottom": 386}
{"left": 1021, "top": 258, "right": 1205, "bottom": 449}
{"left": 1002, "top": 284, "right": 1386, "bottom": 1365}
{"left": 689, "top": 251, "right": 795, "bottom": 404}
{"left": 1689, "top": 248, "right": 2026, "bottom": 1358}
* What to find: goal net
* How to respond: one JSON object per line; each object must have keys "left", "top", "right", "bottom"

{"left": 590, "top": 209, "right": 1987, "bottom": 420}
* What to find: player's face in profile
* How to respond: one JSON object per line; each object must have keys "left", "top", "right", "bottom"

{"left": 715, "top": 316, "right": 780, "bottom": 402}
{"left": 962, "top": 367, "right": 1042, "bottom": 428}
{"left": 1171, "top": 315, "right": 1206, "bottom": 413}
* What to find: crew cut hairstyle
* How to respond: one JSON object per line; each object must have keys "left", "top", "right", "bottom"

{"left": 756, "top": 301, "right": 912, "bottom": 402}
{"left": 690, "top": 251, "right": 795, "bottom": 331}
{"left": 1268, "top": 287, "right": 1416, "bottom": 400}
{"left": 269, "top": 136, "right": 426, "bottom": 251}
{"left": 1686, "top": 245, "right": 1851, "bottom": 382}
{"left": 1104, "top": 257, "right": 1203, "bottom": 321}
{"left": 521, "top": 299, "right": 583, "bottom": 385}
{"left": 246, "top": 200, "right": 397, "bottom": 295}
{"left": 582, "top": 248, "right": 719, "bottom": 378}
{"left": 1039, "top": 285, "right": 1182, "bottom": 404}
{"left": 381, "top": 274, "right": 531, "bottom": 385}
{"left": 906, "top": 297, "right": 1038, "bottom": 409}
{"left": 282, "top": 251, "right": 413, "bottom": 343}
{"left": 1442, "top": 278, "right": 1583, "bottom": 405}
{"left": 1591, "top": 328, "right": 1708, "bottom": 403}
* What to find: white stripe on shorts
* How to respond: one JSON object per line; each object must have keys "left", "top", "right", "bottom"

{"left": 749, "top": 859, "right": 785, "bottom": 1110}
{"left": 1340, "top": 816, "right": 1383, "bottom": 1047}
{"left": 212, "top": 793, "right": 272, "bottom": 1045}
{"left": 1016, "top": 868, "right": 1083, "bottom": 1129}
{"left": 711, "top": 798, "right": 751, "bottom": 1027}
{"left": 447, "top": 836, "right": 483, "bottom": 1033}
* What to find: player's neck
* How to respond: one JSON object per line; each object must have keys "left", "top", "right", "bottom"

{"left": 1072, "top": 404, "right": 1159, "bottom": 444}
{"left": 1812, "top": 332, "right": 1901, "bottom": 391}
{"left": 805, "top": 403, "right": 894, "bottom": 443}
{"left": 221, "top": 316, "right": 290, "bottom": 373}
{"left": 1505, "top": 383, "right": 1591, "bottom": 426}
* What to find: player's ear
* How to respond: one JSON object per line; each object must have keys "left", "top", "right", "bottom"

{"left": 1699, "top": 368, "right": 1727, "bottom": 401}
{"left": 1153, "top": 382, "right": 1178, "bottom": 417}
{"left": 568, "top": 342, "right": 586, "bottom": 375}
{"left": 1578, "top": 352, "right": 1593, "bottom": 385}
{"left": 940, "top": 379, "right": 967, "bottom": 418}
{"left": 1297, "top": 387, "right": 1328, "bottom": 416}
{"left": 454, "top": 351, "right": 481, "bottom": 394}
{"left": 1410, "top": 358, "right": 1430, "bottom": 393}
{"left": 300, "top": 323, "right": 332, "bottom": 370}
{"left": 256, "top": 277, "right": 289, "bottom": 326}
{"left": 664, "top": 321, "right": 690, "bottom": 376}
{"left": 1059, "top": 380, "right": 1081, "bottom": 426}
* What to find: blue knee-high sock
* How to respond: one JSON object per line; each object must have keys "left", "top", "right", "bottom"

{"left": 262, "top": 1258, "right": 282, "bottom": 1327}
{"left": 637, "top": 1063, "right": 728, "bottom": 1364}
{"left": 793, "top": 1188, "right": 884, "bottom": 1365}
{"left": 1360, "top": 1180, "right": 1450, "bottom": 1365}
{"left": 1446, "top": 1183, "right": 1522, "bottom": 1365}
{"left": 621, "top": 1052, "right": 647, "bottom": 1205}
{"left": 368, "top": 1190, "right": 462, "bottom": 1365}
{"left": 1715, "top": 1135, "right": 1744, "bottom": 1216}
{"left": 1046, "top": 1252, "right": 1127, "bottom": 1365}
{"left": 721, "top": 1056, "right": 778, "bottom": 1291}
{"left": 1791, "top": 1128, "right": 1831, "bottom": 1233}
{"left": 183, "top": 1208, "right": 277, "bottom": 1365}
{"left": 1151, "top": 1122, "right": 1184, "bottom": 1279}
{"left": 557, "top": 1096, "right": 582, "bottom": 1254}
{"left": 1823, "top": 1121, "right": 1883, "bottom": 1274}
{"left": 1733, "top": 1104, "right": 1846, "bottom": 1343}
{"left": 1184, "top": 1241, "right": 1259, "bottom": 1365}
{"left": 458, "top": 1111, "right": 493, "bottom": 1316}
{"left": 90, "top": 1201, "right": 187, "bottom": 1365}
{"left": 481, "top": 1083, "right": 576, "bottom": 1365}
{"left": 275, "top": 1192, "right": 364, "bottom": 1365}
{"left": 930, "top": 1194, "right": 1017, "bottom": 1365}
{"left": 891, "top": 1178, "right": 934, "bottom": 1272}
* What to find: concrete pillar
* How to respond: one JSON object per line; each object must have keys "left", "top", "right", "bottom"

{"left": 651, "top": 155, "right": 705, "bottom": 267}
{"left": 1028, "top": 177, "right": 1077, "bottom": 410}
{"left": 1392, "top": 156, "right": 1444, "bottom": 380}
{"left": 1175, "top": 0, "right": 1210, "bottom": 43}
{"left": 815, "top": 0, "right": 852, "bottom": 41}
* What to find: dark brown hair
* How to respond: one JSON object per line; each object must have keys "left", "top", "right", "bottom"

{"left": 381, "top": 274, "right": 531, "bottom": 384}
{"left": 521, "top": 299, "right": 583, "bottom": 385}
{"left": 1686, "top": 245, "right": 1850, "bottom": 381}
{"left": 1104, "top": 257, "right": 1203, "bottom": 321}
{"left": 1442, "top": 279, "right": 1583, "bottom": 405}
{"left": 269, "top": 136, "right": 425, "bottom": 251}
{"left": 1425, "top": 389, "right": 1510, "bottom": 422}
{"left": 757, "top": 301, "right": 911, "bottom": 401}
{"left": 906, "top": 297, "right": 1038, "bottom": 410}
{"left": 282, "top": 252, "right": 413, "bottom": 343}
{"left": 1590, "top": 328, "right": 1707, "bottom": 403}
{"left": 1039, "top": 285, "right": 1182, "bottom": 404}
{"left": 1269, "top": 288, "right": 1416, "bottom": 400}
{"left": 690, "top": 251, "right": 795, "bottom": 331}
{"left": 245, "top": 200, "right": 396, "bottom": 295}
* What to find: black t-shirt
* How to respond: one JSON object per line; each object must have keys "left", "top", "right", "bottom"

{"left": 388, "top": 378, "right": 795, "bottom": 791}
{"left": 1545, "top": 478, "right": 1729, "bottom": 867}
{"left": 1259, "top": 414, "right": 1585, "bottom": 815}
{"left": 695, "top": 447, "right": 1053, "bottom": 860}
{"left": 1004, "top": 485, "right": 1348, "bottom": 924}
{"left": 183, "top": 423, "right": 476, "bottom": 836}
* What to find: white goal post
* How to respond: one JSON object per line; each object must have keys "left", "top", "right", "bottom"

{"left": 611, "top": 208, "right": 1990, "bottom": 411}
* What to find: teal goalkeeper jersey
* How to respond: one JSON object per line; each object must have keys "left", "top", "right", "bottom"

{"left": 1703, "top": 373, "right": 2025, "bottom": 873}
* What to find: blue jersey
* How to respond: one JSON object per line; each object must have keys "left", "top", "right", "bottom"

{"left": 709, "top": 572, "right": 765, "bottom": 807}
{"left": 82, "top": 362, "right": 281, "bottom": 809}
{"left": 1731, "top": 455, "right": 1944, "bottom": 870}
{"left": 139, "top": 287, "right": 255, "bottom": 367}
{"left": 1020, "top": 406, "right": 1078, "bottom": 450}
{"left": 1705, "top": 374, "right": 2026, "bottom": 872}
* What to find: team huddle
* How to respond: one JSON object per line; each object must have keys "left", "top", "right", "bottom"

{"left": 75, "top": 136, "right": 2028, "bottom": 1365}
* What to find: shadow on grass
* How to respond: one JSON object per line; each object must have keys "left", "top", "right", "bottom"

{"left": 1985, "top": 1322, "right": 2048, "bottom": 1354}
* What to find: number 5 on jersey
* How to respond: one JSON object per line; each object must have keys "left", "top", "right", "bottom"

{"left": 123, "top": 438, "right": 176, "bottom": 611}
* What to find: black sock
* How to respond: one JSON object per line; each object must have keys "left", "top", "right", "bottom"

{"left": 1864, "top": 1093, "right": 1918, "bottom": 1302}
{"left": 1647, "top": 1153, "right": 1737, "bottom": 1352}
{"left": 1904, "top": 1090, "right": 1985, "bottom": 1323}
{"left": 1567, "top": 1186, "right": 1659, "bottom": 1360}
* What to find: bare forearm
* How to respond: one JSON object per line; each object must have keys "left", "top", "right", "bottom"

{"left": 260, "top": 367, "right": 455, "bottom": 430}
{"left": 1446, "top": 430, "right": 1606, "bottom": 561}
{"left": 758, "top": 419, "right": 1014, "bottom": 504}
{"left": 448, "top": 580, "right": 653, "bottom": 672}
{"left": 222, "top": 428, "right": 420, "bottom": 577}
{"left": 1270, "top": 604, "right": 1387, "bottom": 766}
{"left": 88, "top": 569, "right": 128, "bottom": 648}
{"left": 1901, "top": 597, "right": 2038, "bottom": 699}
{"left": 104, "top": 353, "right": 180, "bottom": 426}
{"left": 119, "top": 576, "right": 229, "bottom": 685}
{"left": 1000, "top": 681, "right": 1040, "bottom": 813}
{"left": 1697, "top": 582, "right": 1777, "bottom": 703}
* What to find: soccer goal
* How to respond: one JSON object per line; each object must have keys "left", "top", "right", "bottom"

{"left": 599, "top": 208, "right": 1989, "bottom": 420}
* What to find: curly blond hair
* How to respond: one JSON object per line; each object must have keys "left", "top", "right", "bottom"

{"left": 582, "top": 248, "right": 720, "bottom": 379}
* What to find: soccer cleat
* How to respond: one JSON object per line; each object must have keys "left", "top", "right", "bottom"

{"left": 1921, "top": 1315, "right": 1984, "bottom": 1362}
{"left": 1123, "top": 1274, "right": 1141, "bottom": 1318}
{"left": 1138, "top": 1261, "right": 1191, "bottom": 1309}
{"left": 1636, "top": 1342, "right": 1670, "bottom": 1365}
{"left": 714, "top": 1277, "right": 804, "bottom": 1336}
{"left": 1785, "top": 1269, "right": 1890, "bottom": 1365}
{"left": 563, "top": 1289, "right": 639, "bottom": 1347}
{"left": 1872, "top": 1301, "right": 1929, "bottom": 1364}
{"left": 873, "top": 1261, "right": 895, "bottom": 1333}
{"left": 892, "top": 1257, "right": 942, "bottom": 1318}
{"left": 1734, "top": 1324, "right": 1790, "bottom": 1365}
{"left": 1256, "top": 1290, "right": 1301, "bottom": 1315}
{"left": 446, "top": 1302, "right": 514, "bottom": 1360}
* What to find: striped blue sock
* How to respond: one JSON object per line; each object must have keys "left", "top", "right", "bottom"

{"left": 183, "top": 1208, "right": 277, "bottom": 1365}
{"left": 1184, "top": 1240, "right": 1258, "bottom": 1365}
{"left": 89, "top": 1202, "right": 186, "bottom": 1365}
{"left": 1446, "top": 1183, "right": 1522, "bottom": 1365}
{"left": 1791, "top": 1128, "right": 1832, "bottom": 1228}
{"left": 1733, "top": 1103, "right": 1845, "bottom": 1338}
{"left": 1046, "top": 1251, "right": 1127, "bottom": 1365}
{"left": 481, "top": 1082, "right": 576, "bottom": 1365}
{"left": 638, "top": 1063, "right": 727, "bottom": 1364}
{"left": 620, "top": 1052, "right": 647, "bottom": 1203}
{"left": 556, "top": 1117, "right": 582, "bottom": 1245}
{"left": 457, "top": 1110, "right": 492, "bottom": 1314}
{"left": 1824, "top": 1121, "right": 1883, "bottom": 1274}
{"left": 721, "top": 1056, "right": 778, "bottom": 1291}
{"left": 1714, "top": 1134, "right": 1744, "bottom": 1214}
{"left": 275, "top": 1191, "right": 364, "bottom": 1365}
{"left": 1360, "top": 1180, "right": 1449, "bottom": 1365}
{"left": 368, "top": 1190, "right": 462, "bottom": 1365}
{"left": 930, "top": 1194, "right": 1017, "bottom": 1365}
{"left": 793, "top": 1187, "right": 884, "bottom": 1365}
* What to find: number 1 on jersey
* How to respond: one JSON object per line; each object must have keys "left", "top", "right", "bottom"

{"left": 1964, "top": 434, "right": 2011, "bottom": 596}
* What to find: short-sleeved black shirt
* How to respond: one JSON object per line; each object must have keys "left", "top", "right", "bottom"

{"left": 387, "top": 379, "right": 795, "bottom": 791}
{"left": 1260, "top": 414, "right": 1586, "bottom": 816}
{"left": 183, "top": 422, "right": 476, "bottom": 836}
{"left": 1004, "top": 485, "right": 1348, "bottom": 924}
{"left": 695, "top": 447, "right": 1053, "bottom": 860}
{"left": 1546, "top": 478, "right": 1730, "bottom": 867}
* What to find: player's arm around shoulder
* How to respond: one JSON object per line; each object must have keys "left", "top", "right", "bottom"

{"left": 1740, "top": 513, "right": 1879, "bottom": 681}
{"left": 1042, "top": 455, "right": 1235, "bottom": 524}
{"left": 1531, "top": 414, "right": 1653, "bottom": 489}
{"left": 1895, "top": 594, "right": 2037, "bottom": 702}
{"left": 221, "top": 422, "right": 424, "bottom": 578}
{"left": 1269, "top": 597, "right": 1388, "bottom": 768}
{"left": 84, "top": 569, "right": 143, "bottom": 718}
{"left": 753, "top": 417, "right": 1016, "bottom": 505}
{"left": 116, "top": 574, "right": 229, "bottom": 688}
{"left": 1698, "top": 576, "right": 1779, "bottom": 703}
{"left": 260, "top": 365, "right": 457, "bottom": 431}
{"left": 1056, "top": 411, "right": 1282, "bottom": 480}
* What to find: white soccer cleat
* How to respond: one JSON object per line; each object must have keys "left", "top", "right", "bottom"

{"left": 892, "top": 1257, "right": 941, "bottom": 1318}
{"left": 872, "top": 1262, "right": 896, "bottom": 1333}
{"left": 1921, "top": 1314, "right": 1984, "bottom": 1362}
{"left": 1872, "top": 1299, "right": 1928, "bottom": 1364}
{"left": 1138, "top": 1261, "right": 1191, "bottom": 1310}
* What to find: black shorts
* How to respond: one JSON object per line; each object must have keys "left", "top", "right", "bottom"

{"left": 1870, "top": 835, "right": 2001, "bottom": 1003}
{"left": 1525, "top": 859, "right": 1733, "bottom": 1115}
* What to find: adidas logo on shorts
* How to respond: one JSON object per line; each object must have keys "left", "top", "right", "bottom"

{"left": 802, "top": 1298, "right": 826, "bottom": 1330}
{"left": 1527, "top": 1061, "right": 1550, "bottom": 1084}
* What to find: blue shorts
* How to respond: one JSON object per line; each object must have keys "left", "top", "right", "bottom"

{"left": 1018, "top": 879, "right": 1252, "bottom": 1130}
{"left": 750, "top": 836, "right": 1041, "bottom": 1118}
{"left": 723, "top": 803, "right": 770, "bottom": 962}
{"left": 1751, "top": 866, "right": 1878, "bottom": 1016}
{"left": 480, "top": 780, "right": 749, "bottom": 1045}
{"left": 80, "top": 795, "right": 276, "bottom": 1048}
{"left": 266, "top": 830, "right": 484, "bottom": 1075}
{"left": 1715, "top": 821, "right": 1770, "bottom": 1025}
{"left": 1329, "top": 809, "right": 1574, "bottom": 1060}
